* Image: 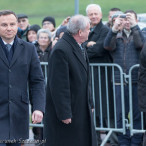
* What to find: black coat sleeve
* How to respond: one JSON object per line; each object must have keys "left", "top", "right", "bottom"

{"left": 104, "top": 29, "right": 117, "bottom": 51}
{"left": 132, "top": 25, "right": 144, "bottom": 49}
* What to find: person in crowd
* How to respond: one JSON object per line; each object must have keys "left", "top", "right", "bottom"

{"left": 83, "top": 4, "right": 118, "bottom": 146}
{"left": 111, "top": 11, "right": 125, "bottom": 27}
{"left": 55, "top": 25, "right": 67, "bottom": 39}
{"left": 26, "top": 24, "right": 40, "bottom": 43}
{"left": 42, "top": 16, "right": 56, "bottom": 39}
{"left": 44, "top": 14, "right": 97, "bottom": 146}
{"left": 26, "top": 24, "right": 43, "bottom": 144}
{"left": 17, "top": 14, "right": 30, "bottom": 41}
{"left": 104, "top": 10, "right": 144, "bottom": 146}
{"left": 0, "top": 10, "right": 45, "bottom": 146}
{"left": 42, "top": 16, "right": 56, "bottom": 35}
{"left": 36, "top": 28, "right": 52, "bottom": 62}
{"left": 138, "top": 42, "right": 146, "bottom": 146}
{"left": 52, "top": 25, "right": 67, "bottom": 48}
{"left": 105, "top": 8, "right": 121, "bottom": 28}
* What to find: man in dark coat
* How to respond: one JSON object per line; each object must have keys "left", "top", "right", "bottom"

{"left": 104, "top": 10, "right": 144, "bottom": 145}
{"left": 0, "top": 10, "right": 45, "bottom": 145}
{"left": 83, "top": 4, "right": 117, "bottom": 145}
{"left": 44, "top": 14, "right": 97, "bottom": 146}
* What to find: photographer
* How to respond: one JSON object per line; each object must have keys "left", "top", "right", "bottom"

{"left": 104, "top": 10, "right": 144, "bottom": 146}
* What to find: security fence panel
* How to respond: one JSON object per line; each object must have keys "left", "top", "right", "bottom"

{"left": 128, "top": 64, "right": 145, "bottom": 136}
{"left": 28, "top": 62, "right": 146, "bottom": 145}
{"left": 90, "top": 63, "right": 126, "bottom": 145}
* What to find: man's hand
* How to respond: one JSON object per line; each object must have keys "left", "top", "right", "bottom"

{"left": 32, "top": 110, "right": 43, "bottom": 124}
{"left": 62, "top": 118, "right": 72, "bottom": 124}
{"left": 126, "top": 13, "right": 137, "bottom": 28}
{"left": 87, "top": 41, "right": 96, "bottom": 47}
{"left": 112, "top": 17, "right": 125, "bottom": 32}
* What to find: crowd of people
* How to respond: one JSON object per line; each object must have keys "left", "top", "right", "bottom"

{"left": 0, "top": 3, "right": 146, "bottom": 146}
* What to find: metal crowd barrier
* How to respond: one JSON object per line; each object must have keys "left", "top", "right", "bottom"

{"left": 128, "top": 64, "right": 145, "bottom": 136}
{"left": 90, "top": 63, "right": 145, "bottom": 146}
{"left": 28, "top": 62, "right": 146, "bottom": 145}
{"left": 90, "top": 63, "right": 126, "bottom": 146}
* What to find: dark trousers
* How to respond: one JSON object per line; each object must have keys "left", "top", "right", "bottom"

{"left": 115, "top": 84, "right": 143, "bottom": 145}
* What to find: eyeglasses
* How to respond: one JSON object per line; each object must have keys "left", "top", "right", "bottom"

{"left": 43, "top": 22, "right": 52, "bottom": 26}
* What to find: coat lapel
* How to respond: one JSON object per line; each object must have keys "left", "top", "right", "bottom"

{"left": 72, "top": 46, "right": 88, "bottom": 71}
{"left": 63, "top": 32, "right": 88, "bottom": 72}
{"left": 10, "top": 39, "right": 23, "bottom": 68}
{"left": 0, "top": 45, "right": 9, "bottom": 67}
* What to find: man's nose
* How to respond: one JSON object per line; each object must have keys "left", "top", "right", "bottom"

{"left": 7, "top": 25, "right": 12, "bottom": 30}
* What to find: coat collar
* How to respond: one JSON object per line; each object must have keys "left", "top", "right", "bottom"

{"left": 0, "top": 39, "right": 9, "bottom": 67}
{"left": 10, "top": 37, "right": 24, "bottom": 68}
{"left": 62, "top": 32, "right": 88, "bottom": 71}
{"left": 0, "top": 36, "right": 24, "bottom": 68}
{"left": 90, "top": 20, "right": 103, "bottom": 35}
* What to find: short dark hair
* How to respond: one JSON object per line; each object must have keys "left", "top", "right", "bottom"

{"left": 17, "top": 14, "right": 28, "bottom": 19}
{"left": 110, "top": 8, "right": 121, "bottom": 12}
{"left": 124, "top": 10, "right": 137, "bottom": 19}
{"left": 0, "top": 10, "right": 17, "bottom": 19}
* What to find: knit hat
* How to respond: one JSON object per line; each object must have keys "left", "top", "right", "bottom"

{"left": 17, "top": 14, "right": 28, "bottom": 19}
{"left": 42, "top": 16, "right": 56, "bottom": 28}
{"left": 27, "top": 24, "right": 41, "bottom": 33}
{"left": 26, "top": 24, "right": 41, "bottom": 42}
{"left": 56, "top": 25, "right": 67, "bottom": 38}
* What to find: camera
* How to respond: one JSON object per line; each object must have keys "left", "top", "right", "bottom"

{"left": 112, "top": 13, "right": 127, "bottom": 19}
{"left": 119, "top": 14, "right": 126, "bottom": 18}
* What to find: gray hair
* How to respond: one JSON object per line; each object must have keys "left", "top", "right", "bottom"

{"left": 37, "top": 28, "right": 52, "bottom": 40}
{"left": 86, "top": 4, "right": 102, "bottom": 15}
{"left": 67, "top": 14, "right": 90, "bottom": 35}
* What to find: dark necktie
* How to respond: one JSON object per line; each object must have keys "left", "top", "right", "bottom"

{"left": 5, "top": 44, "right": 12, "bottom": 52}
{"left": 80, "top": 45, "right": 86, "bottom": 60}
{"left": 5, "top": 44, "right": 12, "bottom": 63}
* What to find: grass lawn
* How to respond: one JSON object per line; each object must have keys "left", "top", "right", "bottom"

{"left": 0, "top": 0, "right": 146, "bottom": 26}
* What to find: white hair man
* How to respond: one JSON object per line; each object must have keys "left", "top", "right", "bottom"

{"left": 44, "top": 14, "right": 98, "bottom": 146}
{"left": 83, "top": 4, "right": 119, "bottom": 146}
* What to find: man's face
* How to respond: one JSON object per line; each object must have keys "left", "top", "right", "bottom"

{"left": 124, "top": 13, "right": 137, "bottom": 31}
{"left": 124, "top": 18, "right": 131, "bottom": 31}
{"left": 0, "top": 14, "right": 18, "bottom": 43}
{"left": 87, "top": 6, "right": 102, "bottom": 27}
{"left": 108, "top": 11, "right": 117, "bottom": 25}
{"left": 18, "top": 18, "right": 29, "bottom": 30}
{"left": 79, "top": 23, "right": 90, "bottom": 44}
{"left": 42, "top": 21, "right": 55, "bottom": 32}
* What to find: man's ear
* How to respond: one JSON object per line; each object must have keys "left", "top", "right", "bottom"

{"left": 78, "top": 30, "right": 82, "bottom": 36}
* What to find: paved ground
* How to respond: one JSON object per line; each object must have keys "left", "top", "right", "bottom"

{"left": 24, "top": 129, "right": 35, "bottom": 146}
{"left": 23, "top": 129, "right": 112, "bottom": 146}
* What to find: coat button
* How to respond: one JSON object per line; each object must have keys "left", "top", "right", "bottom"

{"left": 9, "top": 69, "right": 11, "bottom": 72}
{"left": 9, "top": 85, "right": 12, "bottom": 88}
